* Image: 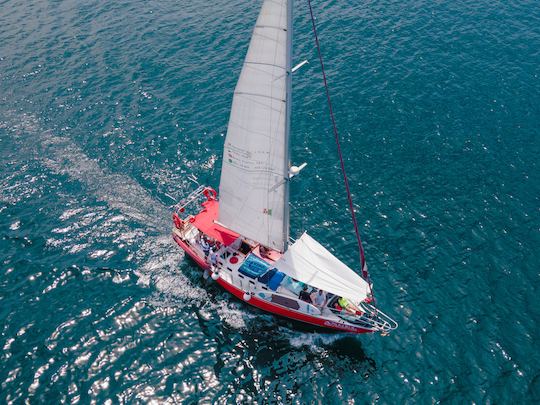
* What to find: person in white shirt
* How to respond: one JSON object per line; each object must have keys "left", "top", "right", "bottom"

{"left": 311, "top": 289, "right": 327, "bottom": 309}
{"left": 200, "top": 238, "right": 210, "bottom": 258}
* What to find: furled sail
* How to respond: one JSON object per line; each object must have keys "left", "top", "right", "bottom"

{"left": 218, "top": 0, "right": 291, "bottom": 252}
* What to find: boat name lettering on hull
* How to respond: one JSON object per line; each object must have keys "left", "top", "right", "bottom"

{"left": 323, "top": 320, "right": 360, "bottom": 332}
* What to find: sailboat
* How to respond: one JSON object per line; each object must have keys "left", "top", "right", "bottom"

{"left": 172, "top": 0, "right": 397, "bottom": 335}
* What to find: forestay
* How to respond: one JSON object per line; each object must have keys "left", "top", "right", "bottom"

{"left": 274, "top": 233, "right": 371, "bottom": 303}
{"left": 218, "top": 0, "right": 291, "bottom": 252}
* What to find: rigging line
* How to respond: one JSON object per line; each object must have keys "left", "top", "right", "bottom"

{"left": 306, "top": 0, "right": 371, "bottom": 286}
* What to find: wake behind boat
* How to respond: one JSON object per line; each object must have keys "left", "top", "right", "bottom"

{"left": 172, "top": 0, "right": 397, "bottom": 335}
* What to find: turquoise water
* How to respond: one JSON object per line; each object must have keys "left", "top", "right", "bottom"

{"left": 1, "top": 0, "right": 539, "bottom": 402}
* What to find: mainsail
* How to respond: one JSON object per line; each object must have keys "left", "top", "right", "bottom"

{"left": 218, "top": 0, "right": 292, "bottom": 252}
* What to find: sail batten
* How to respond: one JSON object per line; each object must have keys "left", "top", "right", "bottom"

{"left": 218, "top": 0, "right": 291, "bottom": 251}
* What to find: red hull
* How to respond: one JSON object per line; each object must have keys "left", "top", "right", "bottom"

{"left": 173, "top": 234, "right": 372, "bottom": 334}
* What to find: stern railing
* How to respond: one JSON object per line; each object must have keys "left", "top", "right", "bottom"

{"left": 173, "top": 184, "right": 207, "bottom": 214}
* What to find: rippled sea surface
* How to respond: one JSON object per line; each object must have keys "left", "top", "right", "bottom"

{"left": 1, "top": 0, "right": 539, "bottom": 402}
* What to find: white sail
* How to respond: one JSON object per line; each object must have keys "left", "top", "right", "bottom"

{"left": 274, "top": 233, "right": 371, "bottom": 303}
{"left": 218, "top": 0, "right": 292, "bottom": 252}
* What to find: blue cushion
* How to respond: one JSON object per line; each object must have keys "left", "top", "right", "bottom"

{"left": 268, "top": 271, "right": 286, "bottom": 291}
{"left": 257, "top": 268, "right": 277, "bottom": 284}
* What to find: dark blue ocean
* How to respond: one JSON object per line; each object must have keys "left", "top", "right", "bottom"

{"left": 1, "top": 0, "right": 539, "bottom": 402}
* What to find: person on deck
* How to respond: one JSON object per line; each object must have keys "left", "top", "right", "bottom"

{"left": 259, "top": 245, "right": 269, "bottom": 259}
{"left": 337, "top": 297, "right": 361, "bottom": 315}
{"left": 298, "top": 286, "right": 313, "bottom": 303}
{"left": 200, "top": 238, "right": 210, "bottom": 258}
{"left": 311, "top": 289, "right": 327, "bottom": 309}
{"left": 209, "top": 250, "right": 218, "bottom": 269}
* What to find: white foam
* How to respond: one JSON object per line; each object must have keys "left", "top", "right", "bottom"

{"left": 39, "top": 133, "right": 171, "bottom": 232}
{"left": 1, "top": 110, "right": 256, "bottom": 328}
{"left": 287, "top": 330, "right": 349, "bottom": 349}
{"left": 9, "top": 220, "right": 21, "bottom": 230}
{"left": 134, "top": 235, "right": 209, "bottom": 303}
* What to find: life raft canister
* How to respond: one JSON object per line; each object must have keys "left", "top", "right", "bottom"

{"left": 172, "top": 213, "right": 183, "bottom": 229}
{"left": 203, "top": 187, "right": 217, "bottom": 201}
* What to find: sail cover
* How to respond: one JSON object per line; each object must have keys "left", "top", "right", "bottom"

{"left": 218, "top": 0, "right": 290, "bottom": 251}
{"left": 273, "top": 233, "right": 371, "bottom": 303}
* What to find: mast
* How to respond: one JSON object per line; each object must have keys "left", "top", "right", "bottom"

{"left": 283, "top": 0, "right": 293, "bottom": 251}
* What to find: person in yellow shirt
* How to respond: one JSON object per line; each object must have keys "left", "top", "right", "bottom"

{"left": 337, "top": 297, "right": 362, "bottom": 315}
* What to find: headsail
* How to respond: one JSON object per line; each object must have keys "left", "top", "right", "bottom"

{"left": 218, "top": 0, "right": 292, "bottom": 252}
{"left": 274, "top": 233, "right": 371, "bottom": 303}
